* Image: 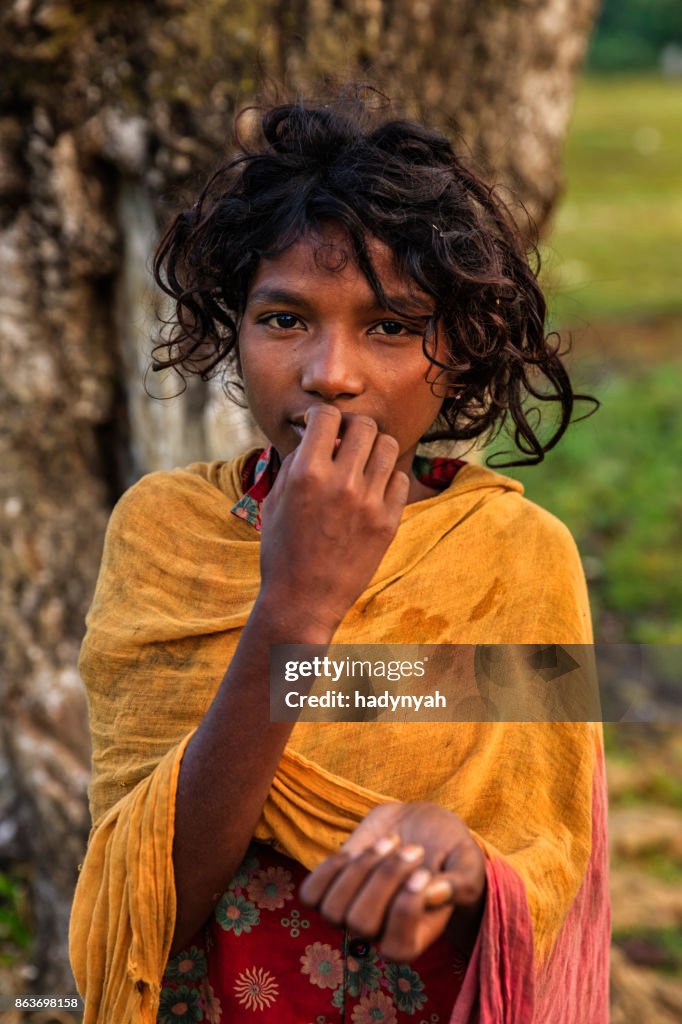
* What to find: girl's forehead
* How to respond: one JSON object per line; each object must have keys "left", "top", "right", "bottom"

{"left": 248, "top": 226, "right": 433, "bottom": 312}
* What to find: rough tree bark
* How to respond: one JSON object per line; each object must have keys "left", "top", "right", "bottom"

{"left": 0, "top": 0, "right": 598, "bottom": 1001}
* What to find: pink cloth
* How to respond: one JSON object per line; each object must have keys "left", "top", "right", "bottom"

{"left": 452, "top": 741, "right": 610, "bottom": 1022}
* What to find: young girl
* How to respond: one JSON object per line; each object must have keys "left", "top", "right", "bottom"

{"left": 70, "top": 91, "right": 610, "bottom": 1023}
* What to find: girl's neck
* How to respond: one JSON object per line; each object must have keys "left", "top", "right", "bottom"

{"left": 407, "top": 475, "right": 441, "bottom": 505}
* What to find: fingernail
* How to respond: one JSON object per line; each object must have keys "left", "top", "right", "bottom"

{"left": 405, "top": 868, "right": 431, "bottom": 893}
{"left": 424, "top": 879, "right": 454, "bottom": 908}
{"left": 398, "top": 844, "right": 424, "bottom": 864}
{"left": 373, "top": 834, "right": 400, "bottom": 857}
{"left": 339, "top": 842, "right": 362, "bottom": 860}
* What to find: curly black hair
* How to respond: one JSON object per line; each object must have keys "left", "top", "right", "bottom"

{"left": 152, "top": 87, "right": 596, "bottom": 466}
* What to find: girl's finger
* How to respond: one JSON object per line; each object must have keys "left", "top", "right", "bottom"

{"left": 301, "top": 834, "right": 401, "bottom": 921}
{"left": 376, "top": 873, "right": 452, "bottom": 962}
{"left": 362, "top": 432, "right": 400, "bottom": 493}
{"left": 378, "top": 858, "right": 483, "bottom": 961}
{"left": 341, "top": 842, "right": 426, "bottom": 937}
{"left": 438, "top": 840, "right": 487, "bottom": 909}
{"left": 299, "top": 851, "right": 353, "bottom": 908}
{"left": 423, "top": 861, "right": 486, "bottom": 910}
{"left": 332, "top": 414, "right": 379, "bottom": 475}
{"left": 294, "top": 404, "right": 343, "bottom": 466}
{"left": 424, "top": 875, "right": 456, "bottom": 908}
{"left": 380, "top": 469, "right": 410, "bottom": 525}
{"left": 319, "top": 835, "right": 413, "bottom": 933}
{"left": 341, "top": 831, "right": 400, "bottom": 860}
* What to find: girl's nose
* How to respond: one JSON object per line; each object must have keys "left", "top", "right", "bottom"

{"left": 299, "top": 331, "right": 364, "bottom": 400}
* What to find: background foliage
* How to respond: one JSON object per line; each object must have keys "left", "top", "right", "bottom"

{"left": 486, "top": 71, "right": 682, "bottom": 647}
{"left": 588, "top": 0, "right": 682, "bottom": 71}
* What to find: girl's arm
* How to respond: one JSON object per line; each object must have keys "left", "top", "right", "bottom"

{"left": 170, "top": 594, "right": 331, "bottom": 954}
{"left": 171, "top": 405, "right": 410, "bottom": 954}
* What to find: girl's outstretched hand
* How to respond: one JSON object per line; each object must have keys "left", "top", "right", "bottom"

{"left": 299, "top": 802, "right": 487, "bottom": 962}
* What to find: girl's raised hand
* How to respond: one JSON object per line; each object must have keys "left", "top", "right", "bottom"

{"left": 259, "top": 405, "right": 410, "bottom": 634}
{"left": 299, "top": 802, "right": 487, "bottom": 962}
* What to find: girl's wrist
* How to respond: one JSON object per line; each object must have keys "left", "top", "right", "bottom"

{"left": 252, "top": 589, "right": 339, "bottom": 644}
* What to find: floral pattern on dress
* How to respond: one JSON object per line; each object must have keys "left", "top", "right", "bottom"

{"left": 215, "top": 892, "right": 260, "bottom": 936}
{"left": 280, "top": 907, "right": 310, "bottom": 937}
{"left": 332, "top": 985, "right": 346, "bottom": 1010}
{"left": 247, "top": 865, "right": 294, "bottom": 910}
{"left": 346, "top": 948, "right": 381, "bottom": 998}
{"left": 385, "top": 963, "right": 427, "bottom": 1015}
{"left": 230, "top": 852, "right": 261, "bottom": 889}
{"left": 164, "top": 945, "right": 207, "bottom": 982}
{"left": 452, "top": 952, "right": 469, "bottom": 978}
{"left": 198, "top": 977, "right": 222, "bottom": 1023}
{"left": 351, "top": 989, "right": 398, "bottom": 1024}
{"left": 160, "top": 843, "right": 467, "bottom": 1022}
{"left": 233, "top": 966, "right": 279, "bottom": 1011}
{"left": 300, "top": 941, "right": 344, "bottom": 990}
{"left": 157, "top": 984, "right": 204, "bottom": 1024}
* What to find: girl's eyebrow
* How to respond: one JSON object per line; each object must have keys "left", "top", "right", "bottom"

{"left": 247, "top": 287, "right": 313, "bottom": 309}
{"left": 246, "top": 286, "right": 433, "bottom": 318}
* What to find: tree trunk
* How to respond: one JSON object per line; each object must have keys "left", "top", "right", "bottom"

{"left": 0, "top": 0, "right": 598, "bottom": 1001}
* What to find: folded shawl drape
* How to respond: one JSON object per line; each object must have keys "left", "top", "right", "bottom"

{"left": 70, "top": 453, "right": 610, "bottom": 1023}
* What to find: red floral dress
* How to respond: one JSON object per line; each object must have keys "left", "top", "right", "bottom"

{"left": 158, "top": 844, "right": 468, "bottom": 1024}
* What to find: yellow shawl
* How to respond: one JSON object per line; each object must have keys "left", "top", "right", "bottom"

{"left": 70, "top": 453, "right": 601, "bottom": 1023}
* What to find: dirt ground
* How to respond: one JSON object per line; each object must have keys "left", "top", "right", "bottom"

{"left": 606, "top": 724, "right": 682, "bottom": 1023}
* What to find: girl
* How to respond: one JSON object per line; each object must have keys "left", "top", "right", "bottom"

{"left": 70, "top": 91, "right": 610, "bottom": 1023}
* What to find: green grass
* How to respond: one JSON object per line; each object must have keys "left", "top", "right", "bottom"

{"left": 613, "top": 925, "right": 682, "bottom": 975}
{"left": 603, "top": 722, "right": 642, "bottom": 761}
{"left": 0, "top": 870, "right": 31, "bottom": 966}
{"left": 485, "top": 359, "right": 682, "bottom": 643}
{"left": 611, "top": 776, "right": 682, "bottom": 811}
{"left": 542, "top": 75, "right": 682, "bottom": 325}
{"left": 612, "top": 852, "right": 682, "bottom": 884}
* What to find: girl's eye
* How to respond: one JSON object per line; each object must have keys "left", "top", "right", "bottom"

{"left": 262, "top": 313, "right": 304, "bottom": 330}
{"left": 371, "top": 320, "right": 411, "bottom": 337}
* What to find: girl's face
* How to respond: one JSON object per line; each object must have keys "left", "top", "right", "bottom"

{"left": 238, "top": 224, "right": 449, "bottom": 502}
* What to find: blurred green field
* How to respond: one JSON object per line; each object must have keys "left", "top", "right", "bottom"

{"left": 487, "top": 360, "right": 682, "bottom": 644}
{"left": 543, "top": 75, "right": 682, "bottom": 325}
{"left": 487, "top": 74, "right": 682, "bottom": 646}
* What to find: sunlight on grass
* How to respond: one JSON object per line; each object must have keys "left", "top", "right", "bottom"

{"left": 543, "top": 75, "right": 682, "bottom": 325}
